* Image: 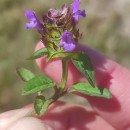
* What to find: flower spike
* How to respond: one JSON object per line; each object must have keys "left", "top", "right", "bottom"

{"left": 20, "top": 0, "right": 112, "bottom": 116}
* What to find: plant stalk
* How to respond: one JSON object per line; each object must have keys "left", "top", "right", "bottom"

{"left": 60, "top": 59, "right": 68, "bottom": 89}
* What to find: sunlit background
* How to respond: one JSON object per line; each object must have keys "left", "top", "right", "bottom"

{"left": 0, "top": 0, "right": 130, "bottom": 112}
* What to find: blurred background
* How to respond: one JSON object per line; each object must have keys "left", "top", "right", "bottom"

{"left": 0, "top": 0, "right": 130, "bottom": 112}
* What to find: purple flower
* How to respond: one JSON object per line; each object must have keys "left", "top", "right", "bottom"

{"left": 59, "top": 31, "right": 76, "bottom": 51}
{"left": 25, "top": 10, "right": 42, "bottom": 30}
{"left": 71, "top": 0, "right": 86, "bottom": 22}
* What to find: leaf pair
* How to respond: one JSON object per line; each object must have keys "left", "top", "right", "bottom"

{"left": 28, "top": 47, "right": 74, "bottom": 61}
{"left": 26, "top": 48, "right": 112, "bottom": 99}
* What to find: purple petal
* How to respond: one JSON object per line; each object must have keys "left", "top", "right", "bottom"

{"left": 77, "top": 10, "right": 86, "bottom": 17}
{"left": 71, "top": 0, "right": 86, "bottom": 22}
{"left": 72, "top": 14, "right": 79, "bottom": 22}
{"left": 25, "top": 20, "right": 37, "bottom": 29}
{"left": 59, "top": 40, "right": 65, "bottom": 47}
{"left": 71, "top": 0, "right": 80, "bottom": 13}
{"left": 25, "top": 10, "right": 36, "bottom": 21}
{"left": 59, "top": 31, "right": 76, "bottom": 51}
{"left": 73, "top": 10, "right": 86, "bottom": 22}
{"left": 25, "top": 10, "right": 42, "bottom": 30}
{"left": 61, "top": 31, "right": 73, "bottom": 41}
{"left": 64, "top": 41, "right": 76, "bottom": 51}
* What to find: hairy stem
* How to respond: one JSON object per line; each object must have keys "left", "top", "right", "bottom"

{"left": 60, "top": 59, "right": 68, "bottom": 89}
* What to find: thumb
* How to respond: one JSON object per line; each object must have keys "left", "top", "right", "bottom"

{"left": 0, "top": 108, "right": 51, "bottom": 130}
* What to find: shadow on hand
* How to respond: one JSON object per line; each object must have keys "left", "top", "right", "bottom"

{"left": 38, "top": 102, "right": 96, "bottom": 130}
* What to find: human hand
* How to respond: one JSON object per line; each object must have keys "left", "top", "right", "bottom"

{"left": 0, "top": 42, "right": 130, "bottom": 130}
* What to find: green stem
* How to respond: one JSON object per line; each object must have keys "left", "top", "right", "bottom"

{"left": 60, "top": 59, "right": 68, "bottom": 89}
{"left": 50, "top": 59, "right": 68, "bottom": 103}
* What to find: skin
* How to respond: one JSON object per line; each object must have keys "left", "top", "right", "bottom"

{"left": 0, "top": 42, "right": 130, "bottom": 130}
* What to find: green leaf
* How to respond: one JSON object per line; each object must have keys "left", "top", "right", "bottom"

{"left": 69, "top": 82, "right": 112, "bottom": 98}
{"left": 72, "top": 52, "right": 95, "bottom": 87}
{"left": 22, "top": 75, "right": 55, "bottom": 95}
{"left": 28, "top": 48, "right": 48, "bottom": 60}
{"left": 34, "top": 95, "right": 51, "bottom": 115}
{"left": 17, "top": 68, "right": 35, "bottom": 82}
{"left": 47, "top": 51, "right": 74, "bottom": 62}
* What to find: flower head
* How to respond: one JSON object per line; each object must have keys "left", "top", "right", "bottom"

{"left": 25, "top": 10, "right": 43, "bottom": 31}
{"left": 71, "top": 0, "right": 86, "bottom": 22}
{"left": 59, "top": 31, "right": 76, "bottom": 51}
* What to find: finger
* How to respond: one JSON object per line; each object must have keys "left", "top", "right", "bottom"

{"left": 39, "top": 101, "right": 116, "bottom": 130}
{"left": 35, "top": 41, "right": 130, "bottom": 130}
{"left": 0, "top": 103, "right": 115, "bottom": 130}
